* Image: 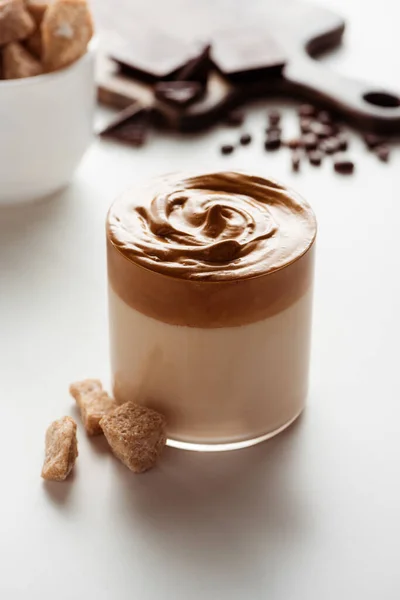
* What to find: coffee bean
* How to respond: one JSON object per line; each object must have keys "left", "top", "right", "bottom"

{"left": 239, "top": 133, "right": 252, "bottom": 146}
{"left": 317, "top": 110, "right": 332, "bottom": 124}
{"left": 268, "top": 110, "right": 281, "bottom": 126}
{"left": 363, "top": 133, "right": 386, "bottom": 149}
{"left": 320, "top": 138, "right": 339, "bottom": 155}
{"left": 310, "top": 122, "right": 334, "bottom": 139}
{"left": 265, "top": 126, "right": 282, "bottom": 135}
{"left": 298, "top": 104, "right": 316, "bottom": 118}
{"left": 285, "top": 138, "right": 301, "bottom": 150}
{"left": 309, "top": 150, "right": 323, "bottom": 166}
{"left": 302, "top": 133, "right": 318, "bottom": 151}
{"left": 264, "top": 133, "right": 281, "bottom": 151}
{"left": 291, "top": 150, "right": 301, "bottom": 172}
{"left": 220, "top": 144, "right": 235, "bottom": 155}
{"left": 334, "top": 157, "right": 355, "bottom": 174}
{"left": 337, "top": 133, "right": 349, "bottom": 151}
{"left": 225, "top": 110, "right": 245, "bottom": 127}
{"left": 375, "top": 144, "right": 390, "bottom": 162}
{"left": 300, "top": 118, "right": 312, "bottom": 134}
{"left": 330, "top": 122, "right": 342, "bottom": 135}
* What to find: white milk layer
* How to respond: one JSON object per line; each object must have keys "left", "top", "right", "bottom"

{"left": 109, "top": 285, "right": 313, "bottom": 446}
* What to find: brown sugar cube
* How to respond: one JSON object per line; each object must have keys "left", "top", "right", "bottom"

{"left": 69, "top": 378, "right": 102, "bottom": 398}
{"left": 24, "top": 0, "right": 50, "bottom": 59}
{"left": 3, "top": 41, "right": 42, "bottom": 78}
{"left": 41, "top": 0, "right": 93, "bottom": 72}
{"left": 69, "top": 379, "right": 117, "bottom": 436}
{"left": 0, "top": 0, "right": 35, "bottom": 45}
{"left": 24, "top": 27, "right": 42, "bottom": 57}
{"left": 100, "top": 403, "right": 167, "bottom": 474}
{"left": 41, "top": 416, "right": 78, "bottom": 481}
{"left": 25, "top": 0, "right": 52, "bottom": 25}
{"left": 76, "top": 391, "right": 117, "bottom": 436}
{"left": 24, "top": 0, "right": 53, "bottom": 58}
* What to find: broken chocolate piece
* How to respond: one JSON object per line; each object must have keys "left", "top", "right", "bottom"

{"left": 111, "top": 28, "right": 198, "bottom": 82}
{"left": 211, "top": 27, "right": 285, "bottom": 82}
{"left": 99, "top": 103, "right": 153, "bottom": 147}
{"left": 154, "top": 80, "right": 203, "bottom": 108}
{"left": 174, "top": 44, "right": 212, "bottom": 84}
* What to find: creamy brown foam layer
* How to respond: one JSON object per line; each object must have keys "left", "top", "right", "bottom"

{"left": 107, "top": 172, "right": 316, "bottom": 327}
{"left": 108, "top": 172, "right": 316, "bottom": 281}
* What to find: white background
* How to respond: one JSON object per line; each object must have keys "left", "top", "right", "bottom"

{"left": 1, "top": 0, "right": 400, "bottom": 598}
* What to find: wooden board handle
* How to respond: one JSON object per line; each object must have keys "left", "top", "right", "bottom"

{"left": 283, "top": 57, "right": 400, "bottom": 134}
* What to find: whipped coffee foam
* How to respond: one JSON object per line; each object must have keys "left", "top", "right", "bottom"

{"left": 107, "top": 172, "right": 316, "bottom": 281}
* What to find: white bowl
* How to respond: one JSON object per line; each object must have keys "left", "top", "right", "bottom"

{"left": 0, "top": 41, "right": 96, "bottom": 205}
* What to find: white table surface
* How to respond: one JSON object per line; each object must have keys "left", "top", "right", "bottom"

{"left": 1, "top": 0, "right": 400, "bottom": 598}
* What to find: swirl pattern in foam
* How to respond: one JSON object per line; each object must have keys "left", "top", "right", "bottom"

{"left": 107, "top": 172, "right": 316, "bottom": 281}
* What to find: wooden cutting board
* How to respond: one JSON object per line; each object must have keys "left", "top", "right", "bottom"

{"left": 92, "top": 0, "right": 400, "bottom": 133}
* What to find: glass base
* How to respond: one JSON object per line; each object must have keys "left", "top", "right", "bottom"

{"left": 166, "top": 408, "right": 303, "bottom": 452}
